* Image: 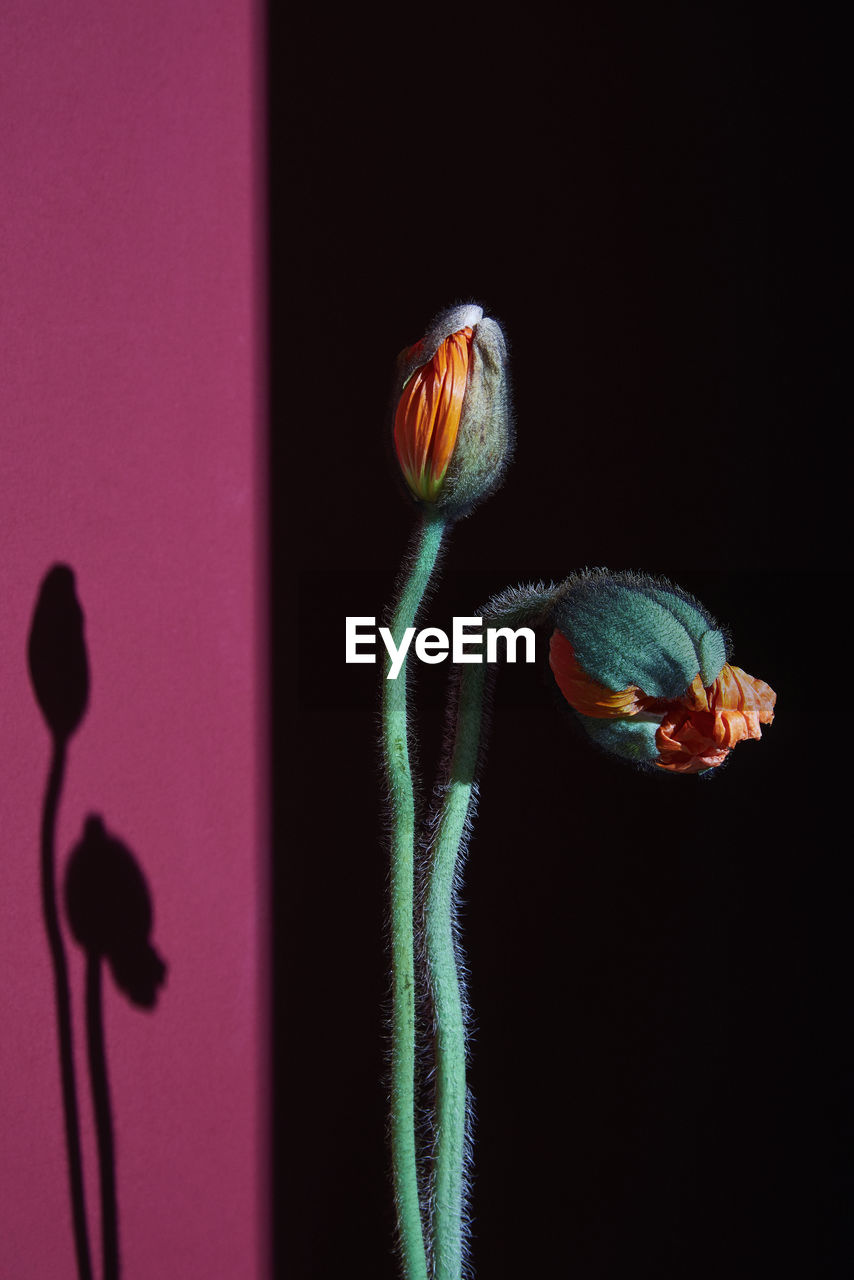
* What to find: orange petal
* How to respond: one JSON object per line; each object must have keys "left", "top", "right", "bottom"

{"left": 394, "top": 327, "right": 473, "bottom": 502}
{"left": 655, "top": 706, "right": 731, "bottom": 772}
{"left": 548, "top": 630, "right": 645, "bottom": 717}
{"left": 710, "top": 663, "right": 776, "bottom": 741}
{"left": 655, "top": 663, "right": 776, "bottom": 771}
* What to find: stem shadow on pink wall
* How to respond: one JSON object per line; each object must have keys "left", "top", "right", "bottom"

{"left": 28, "top": 565, "right": 166, "bottom": 1280}
{"left": 65, "top": 814, "right": 167, "bottom": 1280}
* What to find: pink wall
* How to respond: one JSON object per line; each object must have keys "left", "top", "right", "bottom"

{"left": 1, "top": 3, "right": 266, "bottom": 1276}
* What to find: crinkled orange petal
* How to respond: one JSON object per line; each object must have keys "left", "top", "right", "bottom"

{"left": 710, "top": 663, "right": 776, "bottom": 741}
{"left": 394, "top": 327, "right": 473, "bottom": 502}
{"left": 655, "top": 707, "right": 732, "bottom": 772}
{"left": 655, "top": 663, "right": 776, "bottom": 772}
{"left": 548, "top": 630, "right": 645, "bottom": 717}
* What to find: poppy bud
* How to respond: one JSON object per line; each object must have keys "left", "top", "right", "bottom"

{"left": 548, "top": 571, "right": 776, "bottom": 774}
{"left": 392, "top": 303, "right": 512, "bottom": 516}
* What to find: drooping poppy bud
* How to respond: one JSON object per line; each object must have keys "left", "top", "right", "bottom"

{"left": 548, "top": 571, "right": 776, "bottom": 774}
{"left": 392, "top": 303, "right": 512, "bottom": 516}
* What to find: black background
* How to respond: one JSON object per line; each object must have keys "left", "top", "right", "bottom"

{"left": 273, "top": 6, "right": 845, "bottom": 1277}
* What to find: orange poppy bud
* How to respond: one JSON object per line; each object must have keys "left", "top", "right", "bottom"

{"left": 548, "top": 572, "right": 776, "bottom": 775}
{"left": 392, "top": 303, "right": 512, "bottom": 516}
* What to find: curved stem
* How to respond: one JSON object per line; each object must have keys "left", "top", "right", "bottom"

{"left": 424, "top": 663, "right": 486, "bottom": 1280}
{"left": 382, "top": 511, "right": 447, "bottom": 1280}
{"left": 86, "top": 952, "right": 120, "bottom": 1280}
{"left": 424, "top": 585, "right": 557, "bottom": 1280}
{"left": 40, "top": 738, "right": 94, "bottom": 1280}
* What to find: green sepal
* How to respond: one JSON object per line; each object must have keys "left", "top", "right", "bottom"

{"left": 553, "top": 572, "right": 728, "bottom": 698}
{"left": 438, "top": 316, "right": 513, "bottom": 517}
{"left": 579, "top": 714, "right": 662, "bottom": 764}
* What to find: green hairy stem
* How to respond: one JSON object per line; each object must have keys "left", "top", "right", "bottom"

{"left": 382, "top": 511, "right": 447, "bottom": 1280}
{"left": 424, "top": 584, "right": 557, "bottom": 1280}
